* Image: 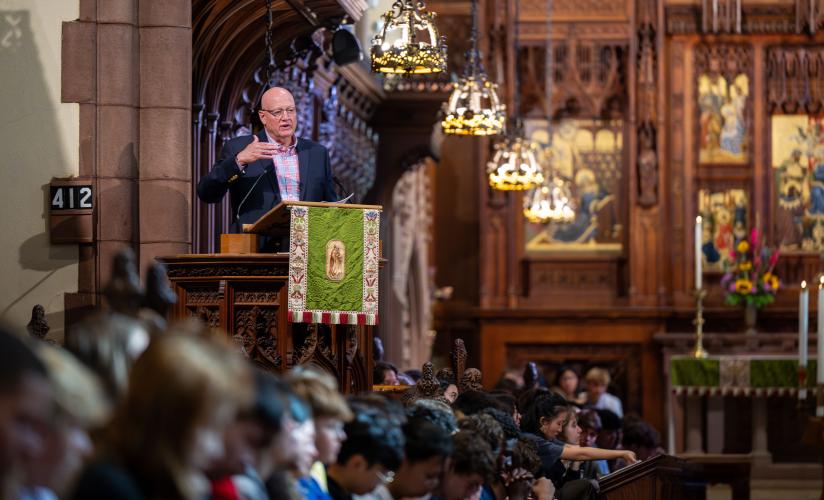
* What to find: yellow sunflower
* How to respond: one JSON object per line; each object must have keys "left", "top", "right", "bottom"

{"left": 735, "top": 279, "right": 753, "bottom": 294}
{"left": 739, "top": 261, "right": 752, "bottom": 272}
{"left": 736, "top": 240, "right": 750, "bottom": 254}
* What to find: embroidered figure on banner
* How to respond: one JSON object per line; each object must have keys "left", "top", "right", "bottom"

{"left": 326, "top": 240, "right": 345, "bottom": 281}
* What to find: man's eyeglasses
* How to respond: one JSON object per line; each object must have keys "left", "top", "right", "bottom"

{"left": 261, "top": 107, "right": 297, "bottom": 119}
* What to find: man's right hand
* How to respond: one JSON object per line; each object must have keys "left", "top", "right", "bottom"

{"left": 235, "top": 136, "right": 279, "bottom": 169}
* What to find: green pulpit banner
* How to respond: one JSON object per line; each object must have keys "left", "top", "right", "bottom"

{"left": 287, "top": 205, "right": 380, "bottom": 325}
{"left": 670, "top": 355, "right": 817, "bottom": 397}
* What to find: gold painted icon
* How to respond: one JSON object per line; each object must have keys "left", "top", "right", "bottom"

{"left": 326, "top": 240, "right": 345, "bottom": 281}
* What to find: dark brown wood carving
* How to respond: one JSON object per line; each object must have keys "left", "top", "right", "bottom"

{"left": 160, "top": 254, "right": 374, "bottom": 393}
{"left": 767, "top": 46, "right": 824, "bottom": 114}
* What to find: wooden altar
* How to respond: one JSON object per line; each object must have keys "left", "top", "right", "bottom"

{"left": 158, "top": 253, "right": 374, "bottom": 393}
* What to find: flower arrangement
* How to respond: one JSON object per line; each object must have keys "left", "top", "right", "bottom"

{"left": 720, "top": 228, "right": 780, "bottom": 308}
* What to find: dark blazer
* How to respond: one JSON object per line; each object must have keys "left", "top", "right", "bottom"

{"left": 197, "top": 129, "right": 337, "bottom": 232}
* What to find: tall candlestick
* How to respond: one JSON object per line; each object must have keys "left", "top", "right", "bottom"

{"left": 818, "top": 277, "right": 824, "bottom": 415}
{"left": 801, "top": 280, "right": 809, "bottom": 400}
{"left": 695, "top": 216, "right": 703, "bottom": 290}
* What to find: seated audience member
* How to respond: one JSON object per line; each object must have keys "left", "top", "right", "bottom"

{"left": 576, "top": 410, "right": 608, "bottom": 479}
{"left": 440, "top": 379, "right": 459, "bottom": 404}
{"left": 326, "top": 403, "right": 404, "bottom": 500}
{"left": 20, "top": 344, "right": 111, "bottom": 500}
{"left": 621, "top": 419, "right": 665, "bottom": 462}
{"left": 498, "top": 437, "right": 551, "bottom": 500}
{"left": 209, "top": 369, "right": 285, "bottom": 500}
{"left": 358, "top": 417, "right": 453, "bottom": 500}
{"left": 458, "top": 413, "right": 505, "bottom": 457}
{"left": 452, "top": 390, "right": 508, "bottom": 418}
{"left": 287, "top": 367, "right": 353, "bottom": 500}
{"left": 266, "top": 379, "right": 318, "bottom": 500}
{"left": 373, "top": 362, "right": 400, "bottom": 386}
{"left": 490, "top": 390, "right": 522, "bottom": 427}
{"left": 520, "top": 393, "right": 636, "bottom": 500}
{"left": 582, "top": 368, "right": 623, "bottom": 418}
{"left": 516, "top": 387, "right": 550, "bottom": 417}
{"left": 434, "top": 431, "right": 496, "bottom": 500}
{"left": 555, "top": 407, "right": 585, "bottom": 488}
{"left": 0, "top": 328, "right": 54, "bottom": 499}
{"left": 594, "top": 409, "right": 622, "bottom": 472}
{"left": 552, "top": 366, "right": 584, "bottom": 405}
{"left": 406, "top": 399, "right": 458, "bottom": 435}
{"left": 64, "top": 317, "right": 136, "bottom": 403}
{"left": 71, "top": 334, "right": 252, "bottom": 500}
{"left": 479, "top": 407, "right": 520, "bottom": 441}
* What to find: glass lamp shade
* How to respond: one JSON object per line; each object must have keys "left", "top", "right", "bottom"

{"left": 371, "top": 0, "right": 447, "bottom": 74}
{"left": 441, "top": 76, "right": 506, "bottom": 136}
{"left": 523, "top": 177, "right": 576, "bottom": 223}
{"left": 487, "top": 134, "right": 543, "bottom": 190}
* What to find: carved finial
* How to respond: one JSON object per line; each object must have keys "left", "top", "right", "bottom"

{"left": 144, "top": 262, "right": 176, "bottom": 318}
{"left": 460, "top": 367, "right": 483, "bottom": 393}
{"left": 436, "top": 367, "right": 455, "bottom": 385}
{"left": 523, "top": 361, "right": 539, "bottom": 390}
{"left": 103, "top": 248, "right": 143, "bottom": 317}
{"left": 451, "top": 338, "right": 467, "bottom": 389}
{"left": 27, "top": 304, "right": 49, "bottom": 341}
{"left": 402, "top": 362, "right": 448, "bottom": 405}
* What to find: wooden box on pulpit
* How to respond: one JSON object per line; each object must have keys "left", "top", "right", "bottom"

{"left": 159, "top": 200, "right": 383, "bottom": 394}
{"left": 598, "top": 455, "right": 703, "bottom": 500}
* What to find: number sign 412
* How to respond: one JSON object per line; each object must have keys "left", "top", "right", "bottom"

{"left": 50, "top": 185, "right": 93, "bottom": 210}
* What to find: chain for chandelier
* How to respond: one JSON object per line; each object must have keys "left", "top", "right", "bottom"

{"left": 370, "top": 0, "right": 447, "bottom": 74}
{"left": 522, "top": 0, "right": 576, "bottom": 222}
{"left": 486, "top": 0, "right": 543, "bottom": 190}
{"left": 264, "top": 0, "right": 276, "bottom": 85}
{"left": 440, "top": 0, "right": 505, "bottom": 136}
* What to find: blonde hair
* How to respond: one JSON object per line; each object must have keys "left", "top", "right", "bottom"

{"left": 105, "top": 334, "right": 252, "bottom": 499}
{"left": 36, "top": 344, "right": 111, "bottom": 427}
{"left": 585, "top": 367, "right": 611, "bottom": 386}
{"left": 286, "top": 366, "right": 352, "bottom": 421}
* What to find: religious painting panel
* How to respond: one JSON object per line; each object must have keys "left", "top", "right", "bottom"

{"left": 698, "top": 188, "right": 748, "bottom": 271}
{"left": 698, "top": 73, "right": 750, "bottom": 164}
{"left": 771, "top": 115, "right": 824, "bottom": 251}
{"left": 523, "top": 119, "right": 623, "bottom": 254}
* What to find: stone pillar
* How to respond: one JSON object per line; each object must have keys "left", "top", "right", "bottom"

{"left": 62, "top": 0, "right": 192, "bottom": 321}
{"left": 62, "top": 0, "right": 141, "bottom": 319}
{"left": 751, "top": 396, "right": 772, "bottom": 464}
{"left": 706, "top": 395, "right": 725, "bottom": 453}
{"left": 138, "top": 0, "right": 192, "bottom": 273}
{"left": 685, "top": 395, "right": 704, "bottom": 453}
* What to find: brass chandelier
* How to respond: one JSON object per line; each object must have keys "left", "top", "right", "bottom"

{"left": 523, "top": 173, "right": 576, "bottom": 223}
{"left": 487, "top": 123, "right": 543, "bottom": 190}
{"left": 370, "top": 0, "right": 447, "bottom": 74}
{"left": 440, "top": 0, "right": 505, "bottom": 136}
{"left": 486, "top": 0, "right": 540, "bottom": 189}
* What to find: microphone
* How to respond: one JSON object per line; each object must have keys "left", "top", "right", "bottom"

{"left": 235, "top": 164, "right": 272, "bottom": 220}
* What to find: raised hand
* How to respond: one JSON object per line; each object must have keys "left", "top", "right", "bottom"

{"left": 235, "top": 135, "right": 279, "bottom": 168}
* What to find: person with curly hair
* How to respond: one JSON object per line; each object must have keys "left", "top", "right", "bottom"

{"left": 433, "top": 431, "right": 496, "bottom": 500}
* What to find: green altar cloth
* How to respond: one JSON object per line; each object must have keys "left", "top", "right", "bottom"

{"left": 670, "top": 355, "right": 817, "bottom": 396}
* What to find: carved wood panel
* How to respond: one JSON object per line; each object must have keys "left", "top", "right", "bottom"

{"left": 767, "top": 46, "right": 824, "bottom": 114}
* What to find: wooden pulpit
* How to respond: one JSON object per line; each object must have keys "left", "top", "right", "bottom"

{"left": 159, "top": 200, "right": 383, "bottom": 393}
{"left": 598, "top": 455, "right": 703, "bottom": 500}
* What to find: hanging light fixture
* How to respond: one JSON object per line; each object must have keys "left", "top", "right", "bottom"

{"left": 440, "top": 0, "right": 505, "bottom": 136}
{"left": 370, "top": 0, "right": 447, "bottom": 74}
{"left": 522, "top": 0, "right": 575, "bottom": 222}
{"left": 523, "top": 174, "right": 576, "bottom": 223}
{"left": 485, "top": 0, "right": 541, "bottom": 191}
{"left": 487, "top": 123, "right": 543, "bottom": 190}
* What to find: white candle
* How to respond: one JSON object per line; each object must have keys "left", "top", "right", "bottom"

{"left": 818, "top": 278, "right": 824, "bottom": 415}
{"left": 695, "top": 216, "right": 703, "bottom": 290}
{"left": 801, "top": 280, "right": 809, "bottom": 399}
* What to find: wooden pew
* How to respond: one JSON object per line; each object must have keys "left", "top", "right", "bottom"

{"left": 599, "top": 455, "right": 703, "bottom": 500}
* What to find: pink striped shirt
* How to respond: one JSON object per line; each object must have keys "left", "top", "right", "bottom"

{"left": 267, "top": 134, "right": 300, "bottom": 201}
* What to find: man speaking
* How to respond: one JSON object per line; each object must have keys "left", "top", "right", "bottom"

{"left": 197, "top": 87, "right": 337, "bottom": 248}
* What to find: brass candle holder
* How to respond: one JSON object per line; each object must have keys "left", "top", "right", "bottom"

{"left": 693, "top": 288, "right": 709, "bottom": 359}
